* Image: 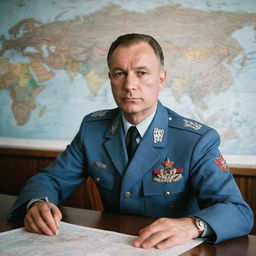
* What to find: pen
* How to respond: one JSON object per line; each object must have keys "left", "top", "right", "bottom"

{"left": 45, "top": 196, "right": 58, "bottom": 235}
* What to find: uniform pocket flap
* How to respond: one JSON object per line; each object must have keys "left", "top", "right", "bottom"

{"left": 89, "top": 165, "right": 114, "bottom": 191}
{"left": 143, "top": 177, "right": 186, "bottom": 196}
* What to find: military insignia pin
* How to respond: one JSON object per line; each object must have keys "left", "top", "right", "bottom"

{"left": 213, "top": 154, "right": 229, "bottom": 171}
{"left": 153, "top": 158, "right": 183, "bottom": 183}
{"left": 183, "top": 119, "right": 202, "bottom": 130}
{"left": 153, "top": 128, "right": 164, "bottom": 143}
{"left": 90, "top": 110, "right": 108, "bottom": 117}
{"left": 111, "top": 120, "right": 119, "bottom": 134}
{"left": 94, "top": 161, "right": 108, "bottom": 169}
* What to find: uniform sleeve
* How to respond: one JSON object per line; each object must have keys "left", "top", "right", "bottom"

{"left": 189, "top": 128, "right": 254, "bottom": 243}
{"left": 7, "top": 119, "right": 88, "bottom": 221}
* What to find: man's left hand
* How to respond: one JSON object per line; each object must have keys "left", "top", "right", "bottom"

{"left": 133, "top": 217, "right": 201, "bottom": 249}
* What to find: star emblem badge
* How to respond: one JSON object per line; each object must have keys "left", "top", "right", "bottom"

{"left": 161, "top": 158, "right": 174, "bottom": 169}
{"left": 213, "top": 154, "right": 229, "bottom": 171}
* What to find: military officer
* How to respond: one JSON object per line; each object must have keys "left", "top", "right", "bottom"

{"left": 8, "top": 33, "right": 253, "bottom": 249}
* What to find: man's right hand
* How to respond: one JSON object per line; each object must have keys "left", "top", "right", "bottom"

{"left": 24, "top": 201, "right": 62, "bottom": 236}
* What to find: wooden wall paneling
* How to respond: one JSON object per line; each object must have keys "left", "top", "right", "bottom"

{"left": 0, "top": 152, "right": 54, "bottom": 195}
{"left": 233, "top": 174, "right": 256, "bottom": 235}
{"left": 0, "top": 148, "right": 103, "bottom": 211}
{"left": 61, "top": 178, "right": 103, "bottom": 211}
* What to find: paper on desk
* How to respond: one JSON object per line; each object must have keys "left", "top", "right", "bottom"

{"left": 0, "top": 222, "right": 203, "bottom": 256}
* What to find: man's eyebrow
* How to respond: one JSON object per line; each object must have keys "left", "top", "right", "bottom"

{"left": 134, "top": 66, "right": 150, "bottom": 70}
{"left": 111, "top": 66, "right": 150, "bottom": 71}
{"left": 111, "top": 67, "right": 124, "bottom": 71}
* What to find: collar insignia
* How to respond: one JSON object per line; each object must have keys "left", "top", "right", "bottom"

{"left": 111, "top": 120, "right": 119, "bottom": 134}
{"left": 153, "top": 128, "right": 164, "bottom": 143}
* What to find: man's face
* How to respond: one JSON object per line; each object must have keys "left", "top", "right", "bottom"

{"left": 108, "top": 42, "right": 166, "bottom": 124}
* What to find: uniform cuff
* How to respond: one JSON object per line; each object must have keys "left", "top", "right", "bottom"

{"left": 26, "top": 198, "right": 46, "bottom": 211}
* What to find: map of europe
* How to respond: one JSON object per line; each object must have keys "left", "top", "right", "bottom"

{"left": 0, "top": 0, "right": 256, "bottom": 155}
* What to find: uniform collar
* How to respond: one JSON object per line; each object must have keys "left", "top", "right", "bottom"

{"left": 122, "top": 109, "right": 156, "bottom": 138}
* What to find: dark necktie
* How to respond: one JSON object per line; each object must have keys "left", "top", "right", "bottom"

{"left": 126, "top": 126, "right": 139, "bottom": 161}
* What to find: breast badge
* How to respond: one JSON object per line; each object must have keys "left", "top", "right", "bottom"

{"left": 153, "top": 158, "right": 183, "bottom": 183}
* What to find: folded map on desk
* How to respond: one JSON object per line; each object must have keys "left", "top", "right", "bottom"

{"left": 0, "top": 222, "right": 203, "bottom": 256}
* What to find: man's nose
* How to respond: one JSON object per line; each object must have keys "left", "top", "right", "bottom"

{"left": 124, "top": 73, "right": 137, "bottom": 90}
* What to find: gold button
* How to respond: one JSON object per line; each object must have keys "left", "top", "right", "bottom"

{"left": 164, "top": 191, "right": 171, "bottom": 197}
{"left": 124, "top": 191, "right": 131, "bottom": 198}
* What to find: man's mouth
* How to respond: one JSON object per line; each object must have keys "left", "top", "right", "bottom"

{"left": 123, "top": 99, "right": 140, "bottom": 104}
{"left": 123, "top": 97, "right": 140, "bottom": 101}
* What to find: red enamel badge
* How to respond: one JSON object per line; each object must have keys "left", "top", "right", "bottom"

{"left": 153, "top": 158, "right": 183, "bottom": 183}
{"left": 213, "top": 154, "right": 229, "bottom": 171}
{"left": 161, "top": 159, "right": 174, "bottom": 169}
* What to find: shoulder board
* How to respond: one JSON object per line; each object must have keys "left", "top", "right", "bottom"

{"left": 85, "top": 108, "right": 119, "bottom": 122}
{"left": 167, "top": 109, "right": 211, "bottom": 135}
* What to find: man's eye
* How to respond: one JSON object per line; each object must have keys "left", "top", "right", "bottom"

{"left": 138, "top": 71, "right": 147, "bottom": 76}
{"left": 114, "top": 71, "right": 124, "bottom": 77}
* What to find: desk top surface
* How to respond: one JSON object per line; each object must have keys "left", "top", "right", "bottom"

{"left": 0, "top": 193, "right": 255, "bottom": 256}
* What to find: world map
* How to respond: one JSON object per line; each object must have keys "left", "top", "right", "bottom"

{"left": 0, "top": 222, "right": 202, "bottom": 256}
{"left": 0, "top": 0, "right": 256, "bottom": 155}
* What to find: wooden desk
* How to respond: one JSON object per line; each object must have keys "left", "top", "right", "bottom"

{"left": 0, "top": 194, "right": 255, "bottom": 256}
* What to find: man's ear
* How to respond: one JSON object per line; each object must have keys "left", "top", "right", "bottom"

{"left": 159, "top": 70, "right": 167, "bottom": 90}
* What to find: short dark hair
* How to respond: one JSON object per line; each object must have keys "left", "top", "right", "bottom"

{"left": 107, "top": 33, "right": 164, "bottom": 67}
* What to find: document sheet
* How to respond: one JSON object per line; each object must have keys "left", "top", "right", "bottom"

{"left": 0, "top": 222, "right": 203, "bottom": 256}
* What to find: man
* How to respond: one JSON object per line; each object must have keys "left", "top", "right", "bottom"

{"left": 8, "top": 33, "right": 253, "bottom": 249}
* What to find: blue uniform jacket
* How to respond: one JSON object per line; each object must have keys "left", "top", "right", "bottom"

{"left": 8, "top": 102, "right": 253, "bottom": 243}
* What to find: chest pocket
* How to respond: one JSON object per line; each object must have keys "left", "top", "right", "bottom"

{"left": 88, "top": 164, "right": 114, "bottom": 191}
{"left": 143, "top": 173, "right": 186, "bottom": 196}
{"left": 142, "top": 174, "right": 188, "bottom": 218}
